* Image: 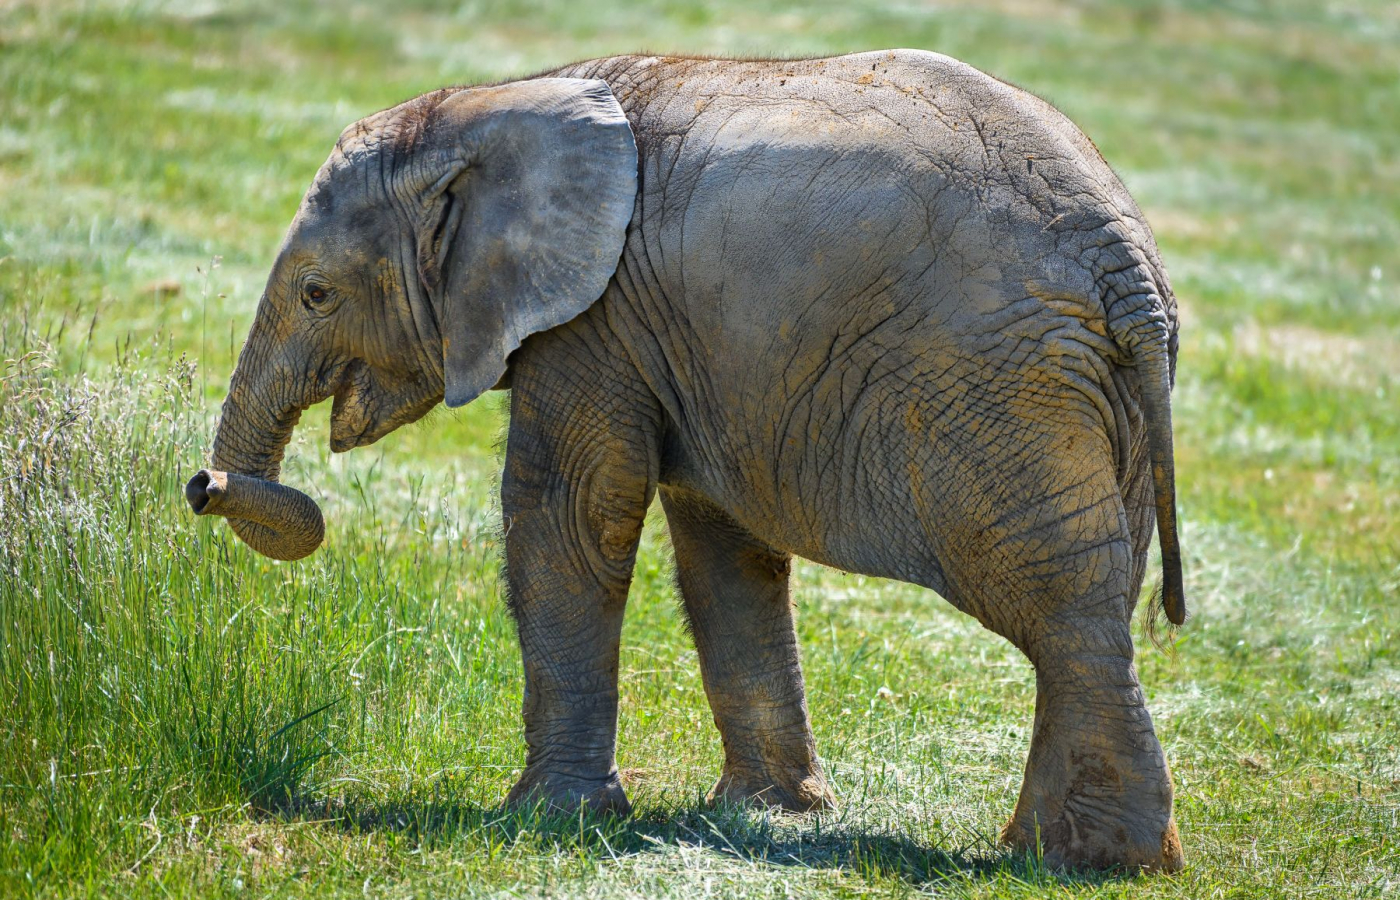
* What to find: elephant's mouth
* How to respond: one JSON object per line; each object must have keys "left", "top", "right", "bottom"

{"left": 329, "top": 359, "right": 443, "bottom": 453}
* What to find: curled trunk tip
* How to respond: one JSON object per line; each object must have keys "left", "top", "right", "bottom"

{"left": 185, "top": 468, "right": 325, "bottom": 561}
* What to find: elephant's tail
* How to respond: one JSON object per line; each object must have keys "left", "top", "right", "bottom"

{"left": 1101, "top": 257, "right": 1186, "bottom": 627}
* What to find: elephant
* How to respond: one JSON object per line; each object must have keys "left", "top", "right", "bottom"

{"left": 185, "top": 50, "right": 1186, "bottom": 872}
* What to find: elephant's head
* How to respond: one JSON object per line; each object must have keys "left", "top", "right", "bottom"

{"left": 185, "top": 78, "right": 638, "bottom": 560}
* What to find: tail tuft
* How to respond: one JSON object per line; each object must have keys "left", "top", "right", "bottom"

{"left": 1140, "top": 580, "right": 1182, "bottom": 655}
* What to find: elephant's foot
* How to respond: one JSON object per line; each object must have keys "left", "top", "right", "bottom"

{"left": 707, "top": 759, "right": 836, "bottom": 812}
{"left": 505, "top": 767, "right": 631, "bottom": 817}
{"left": 1002, "top": 780, "right": 1183, "bottom": 873}
{"left": 1003, "top": 669, "right": 1184, "bottom": 872}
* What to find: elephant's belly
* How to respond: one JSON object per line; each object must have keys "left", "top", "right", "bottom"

{"left": 655, "top": 292, "right": 1116, "bottom": 608}
{"left": 671, "top": 466, "right": 952, "bottom": 600}
{"left": 659, "top": 369, "right": 957, "bottom": 598}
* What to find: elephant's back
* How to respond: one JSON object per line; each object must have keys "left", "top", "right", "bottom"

{"left": 561, "top": 51, "right": 1156, "bottom": 313}
{"left": 563, "top": 50, "right": 1136, "bottom": 226}
{"left": 565, "top": 53, "right": 1141, "bottom": 347}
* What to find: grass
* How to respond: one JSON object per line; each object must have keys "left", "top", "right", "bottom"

{"left": 1, "top": 0, "right": 1397, "bottom": 896}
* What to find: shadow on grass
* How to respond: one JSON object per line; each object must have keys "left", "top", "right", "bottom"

{"left": 253, "top": 789, "right": 1124, "bottom": 889}
{"left": 231, "top": 702, "right": 1125, "bottom": 887}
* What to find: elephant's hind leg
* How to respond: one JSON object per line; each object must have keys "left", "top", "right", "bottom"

{"left": 931, "top": 418, "right": 1181, "bottom": 872}
{"left": 661, "top": 487, "right": 835, "bottom": 812}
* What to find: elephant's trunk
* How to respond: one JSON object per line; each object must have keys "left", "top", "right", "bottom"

{"left": 185, "top": 469, "right": 324, "bottom": 560}
{"left": 186, "top": 317, "right": 326, "bottom": 561}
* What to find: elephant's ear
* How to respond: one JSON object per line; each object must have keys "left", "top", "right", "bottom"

{"left": 413, "top": 78, "right": 637, "bottom": 408}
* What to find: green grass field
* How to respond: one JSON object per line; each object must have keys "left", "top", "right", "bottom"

{"left": 2, "top": 0, "right": 1397, "bottom": 896}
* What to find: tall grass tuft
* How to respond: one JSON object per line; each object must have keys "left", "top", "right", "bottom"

{"left": 0, "top": 322, "right": 515, "bottom": 883}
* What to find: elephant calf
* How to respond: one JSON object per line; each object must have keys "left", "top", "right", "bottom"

{"left": 186, "top": 50, "right": 1186, "bottom": 872}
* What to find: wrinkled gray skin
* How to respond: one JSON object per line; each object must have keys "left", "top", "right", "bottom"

{"left": 195, "top": 51, "right": 1187, "bottom": 872}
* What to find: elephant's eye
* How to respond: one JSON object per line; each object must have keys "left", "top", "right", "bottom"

{"left": 303, "top": 283, "right": 331, "bottom": 308}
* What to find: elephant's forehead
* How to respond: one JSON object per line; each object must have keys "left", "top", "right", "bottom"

{"left": 332, "top": 87, "right": 454, "bottom": 163}
{"left": 303, "top": 89, "right": 452, "bottom": 212}
{"left": 331, "top": 111, "right": 392, "bottom": 163}
{"left": 300, "top": 145, "right": 385, "bottom": 222}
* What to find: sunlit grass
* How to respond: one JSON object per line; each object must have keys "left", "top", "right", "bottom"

{"left": 1, "top": 0, "right": 1397, "bottom": 896}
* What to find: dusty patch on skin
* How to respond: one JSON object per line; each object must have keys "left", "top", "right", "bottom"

{"left": 1160, "top": 822, "right": 1184, "bottom": 872}
{"left": 1233, "top": 319, "right": 1398, "bottom": 390}
{"left": 1004, "top": 745, "right": 1183, "bottom": 872}
{"left": 711, "top": 777, "right": 836, "bottom": 813}
{"left": 1040, "top": 751, "right": 1124, "bottom": 863}
{"left": 709, "top": 759, "right": 836, "bottom": 812}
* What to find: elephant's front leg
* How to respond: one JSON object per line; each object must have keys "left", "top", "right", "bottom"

{"left": 660, "top": 487, "right": 835, "bottom": 812}
{"left": 500, "top": 347, "right": 660, "bottom": 815}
